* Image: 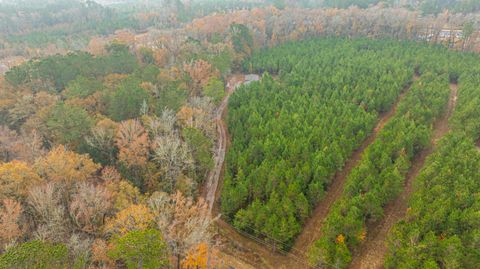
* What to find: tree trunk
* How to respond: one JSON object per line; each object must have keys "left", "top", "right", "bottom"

{"left": 138, "top": 256, "right": 143, "bottom": 269}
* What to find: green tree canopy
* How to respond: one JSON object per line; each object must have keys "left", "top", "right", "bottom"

{"left": 63, "top": 76, "right": 103, "bottom": 99}
{"left": 108, "top": 229, "right": 169, "bottom": 269}
{"left": 183, "top": 127, "right": 214, "bottom": 182}
{"left": 45, "top": 102, "right": 94, "bottom": 148}
{"left": 202, "top": 77, "right": 225, "bottom": 104}
{"left": 107, "top": 77, "right": 149, "bottom": 121}
{"left": 0, "top": 240, "right": 68, "bottom": 269}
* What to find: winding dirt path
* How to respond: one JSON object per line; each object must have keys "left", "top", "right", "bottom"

{"left": 348, "top": 82, "right": 458, "bottom": 269}
{"left": 203, "top": 74, "right": 245, "bottom": 213}
{"left": 291, "top": 77, "right": 418, "bottom": 256}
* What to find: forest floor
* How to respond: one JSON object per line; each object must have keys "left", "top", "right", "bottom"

{"left": 348, "top": 82, "right": 458, "bottom": 269}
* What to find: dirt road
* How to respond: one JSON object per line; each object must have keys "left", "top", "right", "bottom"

{"left": 348, "top": 82, "right": 458, "bottom": 269}
{"left": 204, "top": 74, "right": 245, "bottom": 213}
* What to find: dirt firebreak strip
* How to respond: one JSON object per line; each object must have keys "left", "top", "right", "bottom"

{"left": 348, "top": 82, "right": 458, "bottom": 269}
{"left": 291, "top": 76, "right": 419, "bottom": 256}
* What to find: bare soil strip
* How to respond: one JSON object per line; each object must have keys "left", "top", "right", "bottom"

{"left": 204, "top": 74, "right": 245, "bottom": 213}
{"left": 348, "top": 82, "right": 458, "bottom": 269}
{"left": 216, "top": 218, "right": 309, "bottom": 268}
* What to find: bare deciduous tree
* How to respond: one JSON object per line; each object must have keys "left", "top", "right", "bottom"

{"left": 28, "top": 182, "right": 68, "bottom": 242}
{"left": 152, "top": 134, "right": 193, "bottom": 191}
{"left": 0, "top": 127, "right": 45, "bottom": 164}
{"left": 189, "top": 97, "right": 216, "bottom": 138}
{"left": 177, "top": 97, "right": 216, "bottom": 138}
{"left": 15, "top": 130, "right": 46, "bottom": 164}
{"left": 148, "top": 191, "right": 218, "bottom": 269}
{"left": 85, "top": 120, "right": 118, "bottom": 165}
{"left": 67, "top": 233, "right": 93, "bottom": 267}
{"left": 69, "top": 183, "right": 112, "bottom": 235}
{"left": 0, "top": 126, "right": 18, "bottom": 162}
{"left": 144, "top": 109, "right": 177, "bottom": 138}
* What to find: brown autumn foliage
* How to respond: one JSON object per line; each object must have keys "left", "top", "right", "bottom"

{"left": 181, "top": 5, "right": 480, "bottom": 52}
{"left": 177, "top": 106, "right": 201, "bottom": 128}
{"left": 156, "top": 33, "right": 186, "bottom": 65}
{"left": 184, "top": 59, "right": 219, "bottom": 95}
{"left": 113, "top": 30, "right": 136, "bottom": 46}
{"left": 13, "top": 130, "right": 45, "bottom": 164}
{"left": 154, "top": 48, "right": 170, "bottom": 67}
{"left": 0, "top": 77, "right": 17, "bottom": 109}
{"left": 65, "top": 91, "right": 104, "bottom": 114}
{"left": 0, "top": 199, "right": 24, "bottom": 244}
{"left": 115, "top": 119, "right": 149, "bottom": 168}
{"left": 91, "top": 238, "right": 114, "bottom": 268}
{"left": 102, "top": 74, "right": 130, "bottom": 91}
{"left": 88, "top": 37, "right": 108, "bottom": 56}
{"left": 69, "top": 183, "right": 112, "bottom": 235}
{"left": 100, "top": 166, "right": 122, "bottom": 183}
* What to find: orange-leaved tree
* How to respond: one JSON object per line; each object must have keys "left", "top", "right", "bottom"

{"left": 115, "top": 119, "right": 149, "bottom": 168}
{"left": 0, "top": 160, "right": 43, "bottom": 200}
{"left": 34, "top": 146, "right": 100, "bottom": 184}
{"left": 0, "top": 199, "right": 24, "bottom": 246}
{"left": 104, "top": 204, "right": 154, "bottom": 236}
{"left": 182, "top": 242, "right": 219, "bottom": 269}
